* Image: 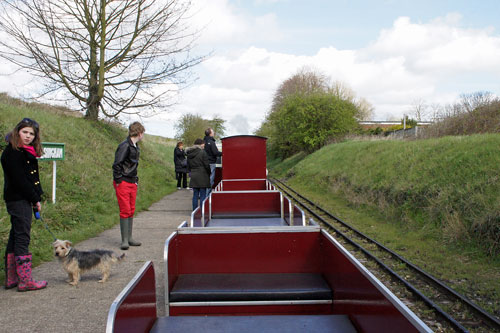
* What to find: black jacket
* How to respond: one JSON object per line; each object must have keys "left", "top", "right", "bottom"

{"left": 173, "top": 147, "right": 187, "bottom": 173}
{"left": 203, "top": 136, "right": 222, "bottom": 164}
{"left": 1, "top": 144, "right": 43, "bottom": 204}
{"left": 187, "top": 146, "right": 210, "bottom": 188}
{"left": 112, "top": 137, "right": 140, "bottom": 184}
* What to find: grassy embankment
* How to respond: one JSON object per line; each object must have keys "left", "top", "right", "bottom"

{"left": 0, "top": 95, "right": 177, "bottom": 283}
{"left": 269, "top": 135, "right": 500, "bottom": 316}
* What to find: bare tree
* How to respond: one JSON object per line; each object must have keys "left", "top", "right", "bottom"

{"left": 328, "top": 80, "right": 355, "bottom": 101}
{"left": 0, "top": 0, "right": 203, "bottom": 120}
{"left": 354, "top": 97, "right": 374, "bottom": 121}
{"left": 410, "top": 98, "right": 428, "bottom": 121}
{"left": 459, "top": 91, "right": 494, "bottom": 113}
{"left": 428, "top": 103, "right": 443, "bottom": 122}
{"left": 271, "top": 67, "right": 328, "bottom": 113}
{"left": 329, "top": 81, "right": 373, "bottom": 120}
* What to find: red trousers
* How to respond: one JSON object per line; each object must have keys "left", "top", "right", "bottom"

{"left": 114, "top": 181, "right": 137, "bottom": 218}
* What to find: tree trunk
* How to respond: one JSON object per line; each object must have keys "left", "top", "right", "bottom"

{"left": 85, "top": 94, "right": 99, "bottom": 120}
{"left": 86, "top": 70, "right": 100, "bottom": 120}
{"left": 85, "top": 32, "right": 100, "bottom": 120}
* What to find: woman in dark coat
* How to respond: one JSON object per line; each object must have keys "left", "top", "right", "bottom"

{"left": 173, "top": 141, "right": 188, "bottom": 189}
{"left": 1, "top": 118, "right": 47, "bottom": 291}
{"left": 186, "top": 138, "right": 210, "bottom": 210}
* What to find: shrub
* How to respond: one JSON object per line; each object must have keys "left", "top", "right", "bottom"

{"left": 267, "top": 93, "right": 359, "bottom": 158}
{"left": 423, "top": 101, "right": 500, "bottom": 138}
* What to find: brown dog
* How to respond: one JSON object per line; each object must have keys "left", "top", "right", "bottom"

{"left": 52, "top": 240, "right": 125, "bottom": 286}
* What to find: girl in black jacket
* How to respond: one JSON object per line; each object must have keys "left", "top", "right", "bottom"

{"left": 1, "top": 118, "right": 47, "bottom": 291}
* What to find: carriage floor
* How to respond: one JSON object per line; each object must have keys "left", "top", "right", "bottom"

{"left": 150, "top": 314, "right": 357, "bottom": 333}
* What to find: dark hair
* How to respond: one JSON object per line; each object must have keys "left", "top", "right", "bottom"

{"left": 176, "top": 141, "right": 183, "bottom": 148}
{"left": 205, "top": 128, "right": 212, "bottom": 136}
{"left": 129, "top": 122, "right": 145, "bottom": 137}
{"left": 194, "top": 138, "right": 203, "bottom": 145}
{"left": 8, "top": 118, "right": 43, "bottom": 156}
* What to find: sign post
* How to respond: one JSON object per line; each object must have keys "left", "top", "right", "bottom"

{"left": 39, "top": 142, "right": 65, "bottom": 203}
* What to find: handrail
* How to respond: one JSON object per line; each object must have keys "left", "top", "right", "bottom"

{"left": 188, "top": 190, "right": 305, "bottom": 229}
{"left": 213, "top": 190, "right": 281, "bottom": 194}
{"left": 280, "top": 192, "right": 284, "bottom": 220}
{"left": 164, "top": 232, "right": 178, "bottom": 316}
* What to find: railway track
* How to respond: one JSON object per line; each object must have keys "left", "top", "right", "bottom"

{"left": 271, "top": 178, "right": 500, "bottom": 333}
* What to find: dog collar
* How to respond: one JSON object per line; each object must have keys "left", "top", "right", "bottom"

{"left": 65, "top": 247, "right": 74, "bottom": 257}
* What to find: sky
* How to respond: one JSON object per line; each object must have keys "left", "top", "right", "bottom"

{"left": 1, "top": 0, "right": 500, "bottom": 138}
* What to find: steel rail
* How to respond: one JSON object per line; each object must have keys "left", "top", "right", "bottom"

{"left": 270, "top": 179, "right": 498, "bottom": 332}
{"left": 271, "top": 178, "right": 500, "bottom": 330}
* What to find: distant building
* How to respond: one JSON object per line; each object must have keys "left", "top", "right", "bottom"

{"left": 358, "top": 120, "right": 433, "bottom": 130}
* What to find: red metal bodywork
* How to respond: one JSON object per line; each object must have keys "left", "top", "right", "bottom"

{"left": 190, "top": 190, "right": 304, "bottom": 227}
{"left": 211, "top": 191, "right": 280, "bottom": 216}
{"left": 218, "top": 179, "right": 268, "bottom": 191}
{"left": 221, "top": 135, "right": 267, "bottom": 180}
{"left": 166, "top": 230, "right": 420, "bottom": 332}
{"left": 111, "top": 262, "right": 157, "bottom": 333}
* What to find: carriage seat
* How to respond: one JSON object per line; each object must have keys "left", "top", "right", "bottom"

{"left": 169, "top": 273, "right": 332, "bottom": 302}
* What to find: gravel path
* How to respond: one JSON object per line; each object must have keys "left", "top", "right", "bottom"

{"left": 0, "top": 189, "right": 192, "bottom": 333}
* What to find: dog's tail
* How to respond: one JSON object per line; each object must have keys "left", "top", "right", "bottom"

{"left": 112, "top": 253, "right": 126, "bottom": 263}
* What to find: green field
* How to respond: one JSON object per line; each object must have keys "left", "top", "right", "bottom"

{"left": 269, "top": 135, "right": 500, "bottom": 316}
{"left": 0, "top": 95, "right": 177, "bottom": 283}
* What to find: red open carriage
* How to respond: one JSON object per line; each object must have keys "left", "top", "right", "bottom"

{"left": 106, "top": 135, "right": 431, "bottom": 333}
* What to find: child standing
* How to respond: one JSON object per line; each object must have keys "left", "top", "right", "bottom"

{"left": 112, "top": 122, "right": 145, "bottom": 250}
{"left": 2, "top": 118, "right": 47, "bottom": 291}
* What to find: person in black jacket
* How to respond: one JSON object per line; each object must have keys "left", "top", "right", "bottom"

{"left": 112, "top": 122, "right": 145, "bottom": 250}
{"left": 187, "top": 139, "right": 210, "bottom": 210}
{"left": 1, "top": 118, "right": 47, "bottom": 291}
{"left": 173, "top": 141, "right": 188, "bottom": 189}
{"left": 203, "top": 128, "right": 222, "bottom": 192}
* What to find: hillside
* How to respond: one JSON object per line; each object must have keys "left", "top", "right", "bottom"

{"left": 0, "top": 94, "right": 177, "bottom": 277}
{"left": 269, "top": 135, "right": 500, "bottom": 315}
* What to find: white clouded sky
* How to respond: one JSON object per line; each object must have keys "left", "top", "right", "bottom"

{"left": 2, "top": 0, "right": 500, "bottom": 138}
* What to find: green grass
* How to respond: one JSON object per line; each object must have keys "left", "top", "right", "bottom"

{"left": 0, "top": 95, "right": 177, "bottom": 283}
{"left": 269, "top": 135, "right": 500, "bottom": 316}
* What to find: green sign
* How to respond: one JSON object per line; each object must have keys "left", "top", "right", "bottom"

{"left": 39, "top": 142, "right": 65, "bottom": 161}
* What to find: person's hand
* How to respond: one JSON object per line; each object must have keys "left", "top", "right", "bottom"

{"left": 35, "top": 202, "right": 41, "bottom": 213}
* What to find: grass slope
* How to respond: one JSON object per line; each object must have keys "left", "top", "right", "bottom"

{"left": 270, "top": 135, "right": 500, "bottom": 316}
{"left": 0, "top": 96, "right": 177, "bottom": 282}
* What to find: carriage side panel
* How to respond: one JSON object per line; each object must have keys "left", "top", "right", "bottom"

{"left": 211, "top": 192, "right": 281, "bottom": 217}
{"left": 174, "top": 232, "right": 322, "bottom": 274}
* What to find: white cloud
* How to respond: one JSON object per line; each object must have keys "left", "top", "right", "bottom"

{"left": 169, "top": 13, "right": 500, "bottom": 137}
{"left": 366, "top": 14, "right": 500, "bottom": 74}
{"left": 2, "top": 4, "right": 500, "bottom": 137}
